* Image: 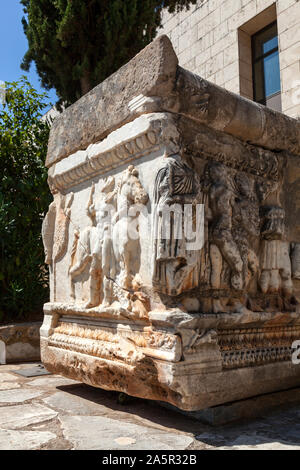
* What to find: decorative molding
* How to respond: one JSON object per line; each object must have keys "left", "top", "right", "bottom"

{"left": 48, "top": 320, "right": 182, "bottom": 363}
{"left": 180, "top": 119, "right": 285, "bottom": 181}
{"left": 48, "top": 332, "right": 143, "bottom": 365}
{"left": 50, "top": 113, "right": 178, "bottom": 191}
{"left": 218, "top": 326, "right": 300, "bottom": 369}
{"left": 198, "top": 146, "right": 282, "bottom": 181}
{"left": 43, "top": 302, "right": 150, "bottom": 324}
{"left": 52, "top": 134, "right": 158, "bottom": 191}
{"left": 222, "top": 347, "right": 292, "bottom": 369}
{"left": 128, "top": 94, "right": 161, "bottom": 113}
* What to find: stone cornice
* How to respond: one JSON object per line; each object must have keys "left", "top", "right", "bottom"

{"left": 46, "top": 35, "right": 178, "bottom": 167}
{"left": 49, "top": 113, "right": 179, "bottom": 191}
{"left": 46, "top": 36, "right": 300, "bottom": 169}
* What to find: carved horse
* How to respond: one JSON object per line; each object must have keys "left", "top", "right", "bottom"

{"left": 69, "top": 176, "right": 116, "bottom": 308}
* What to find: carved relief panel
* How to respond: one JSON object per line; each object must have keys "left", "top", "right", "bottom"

{"left": 66, "top": 165, "right": 149, "bottom": 315}
{"left": 40, "top": 37, "right": 300, "bottom": 414}
{"left": 149, "top": 140, "right": 298, "bottom": 315}
{"left": 42, "top": 114, "right": 299, "bottom": 317}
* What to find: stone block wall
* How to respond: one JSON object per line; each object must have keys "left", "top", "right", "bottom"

{"left": 159, "top": 0, "right": 300, "bottom": 118}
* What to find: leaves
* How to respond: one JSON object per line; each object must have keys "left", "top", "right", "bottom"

{"left": 0, "top": 77, "right": 51, "bottom": 321}
{"left": 20, "top": 0, "right": 196, "bottom": 106}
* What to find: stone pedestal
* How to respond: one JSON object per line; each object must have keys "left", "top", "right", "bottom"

{"left": 41, "top": 36, "right": 300, "bottom": 411}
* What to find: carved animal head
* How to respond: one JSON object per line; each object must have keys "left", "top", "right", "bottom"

{"left": 119, "top": 165, "right": 148, "bottom": 205}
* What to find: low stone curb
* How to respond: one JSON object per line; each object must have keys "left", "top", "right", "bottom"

{"left": 0, "top": 322, "right": 41, "bottom": 364}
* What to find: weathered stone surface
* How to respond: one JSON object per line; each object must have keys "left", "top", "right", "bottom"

{"left": 175, "top": 67, "right": 300, "bottom": 156}
{"left": 42, "top": 340, "right": 300, "bottom": 411}
{"left": 0, "top": 388, "right": 43, "bottom": 404}
{"left": 0, "top": 404, "right": 58, "bottom": 429}
{"left": 218, "top": 436, "right": 300, "bottom": 451}
{"left": 0, "top": 340, "right": 4, "bottom": 365}
{"left": 46, "top": 36, "right": 300, "bottom": 169}
{"left": 28, "top": 376, "right": 79, "bottom": 388}
{"left": 1, "top": 361, "right": 300, "bottom": 450}
{"left": 0, "top": 429, "right": 56, "bottom": 450}
{"left": 43, "top": 391, "right": 109, "bottom": 415}
{"left": 0, "top": 382, "right": 20, "bottom": 390}
{"left": 196, "top": 432, "right": 300, "bottom": 450}
{"left": 41, "top": 36, "right": 300, "bottom": 413}
{"left": 0, "top": 373, "right": 18, "bottom": 382}
{"left": 59, "top": 415, "right": 193, "bottom": 450}
{"left": 162, "top": 387, "right": 300, "bottom": 426}
{"left": 0, "top": 322, "right": 41, "bottom": 364}
{"left": 46, "top": 35, "right": 178, "bottom": 166}
{"left": 0, "top": 364, "right": 23, "bottom": 371}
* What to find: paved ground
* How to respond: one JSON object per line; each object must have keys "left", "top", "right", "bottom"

{"left": 0, "top": 362, "right": 300, "bottom": 450}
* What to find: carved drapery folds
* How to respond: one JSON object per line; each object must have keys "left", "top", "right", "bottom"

{"left": 152, "top": 157, "right": 203, "bottom": 296}
{"left": 42, "top": 185, "right": 74, "bottom": 302}
{"left": 42, "top": 186, "right": 74, "bottom": 266}
{"left": 150, "top": 153, "right": 298, "bottom": 314}
{"left": 259, "top": 206, "right": 293, "bottom": 297}
{"left": 291, "top": 243, "right": 300, "bottom": 280}
{"left": 42, "top": 112, "right": 299, "bottom": 316}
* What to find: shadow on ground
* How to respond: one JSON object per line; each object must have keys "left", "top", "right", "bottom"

{"left": 55, "top": 382, "right": 300, "bottom": 449}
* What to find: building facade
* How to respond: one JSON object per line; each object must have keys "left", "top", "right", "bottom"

{"left": 159, "top": 0, "right": 300, "bottom": 118}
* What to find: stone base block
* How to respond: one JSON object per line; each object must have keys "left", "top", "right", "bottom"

{"left": 160, "top": 387, "right": 300, "bottom": 426}
{"left": 41, "top": 305, "right": 300, "bottom": 411}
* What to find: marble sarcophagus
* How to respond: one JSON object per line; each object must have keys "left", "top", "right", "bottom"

{"left": 41, "top": 36, "right": 300, "bottom": 411}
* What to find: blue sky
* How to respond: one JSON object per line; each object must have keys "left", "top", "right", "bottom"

{"left": 0, "top": 0, "right": 57, "bottom": 109}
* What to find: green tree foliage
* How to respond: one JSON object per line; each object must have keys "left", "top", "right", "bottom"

{"left": 0, "top": 77, "right": 51, "bottom": 321}
{"left": 21, "top": 0, "right": 196, "bottom": 106}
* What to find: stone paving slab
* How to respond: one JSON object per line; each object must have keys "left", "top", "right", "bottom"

{"left": 195, "top": 431, "right": 300, "bottom": 450}
{"left": 0, "top": 404, "right": 58, "bottom": 429}
{"left": 0, "top": 373, "right": 20, "bottom": 382}
{"left": 219, "top": 438, "right": 300, "bottom": 450}
{"left": 0, "top": 362, "right": 39, "bottom": 371}
{"left": 0, "top": 382, "right": 20, "bottom": 390}
{"left": 0, "top": 429, "right": 57, "bottom": 450}
{"left": 43, "top": 390, "right": 111, "bottom": 416}
{"left": 59, "top": 415, "right": 194, "bottom": 450}
{"left": 1, "top": 363, "right": 300, "bottom": 450}
{"left": 28, "top": 376, "right": 79, "bottom": 388}
{"left": 0, "top": 388, "right": 44, "bottom": 404}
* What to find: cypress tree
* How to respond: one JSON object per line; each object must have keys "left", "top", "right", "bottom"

{"left": 21, "top": 0, "right": 196, "bottom": 106}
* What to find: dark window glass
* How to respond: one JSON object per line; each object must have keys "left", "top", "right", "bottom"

{"left": 264, "top": 50, "right": 281, "bottom": 97}
{"left": 263, "top": 36, "right": 278, "bottom": 55}
{"left": 252, "top": 22, "right": 282, "bottom": 111}
{"left": 253, "top": 61, "right": 265, "bottom": 103}
{"left": 253, "top": 23, "right": 278, "bottom": 60}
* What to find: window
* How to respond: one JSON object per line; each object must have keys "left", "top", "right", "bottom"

{"left": 252, "top": 22, "right": 282, "bottom": 112}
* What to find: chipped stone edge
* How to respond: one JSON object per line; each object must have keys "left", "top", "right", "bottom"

{"left": 49, "top": 113, "right": 179, "bottom": 191}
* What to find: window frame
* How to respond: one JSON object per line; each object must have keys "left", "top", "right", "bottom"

{"left": 252, "top": 20, "right": 281, "bottom": 106}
